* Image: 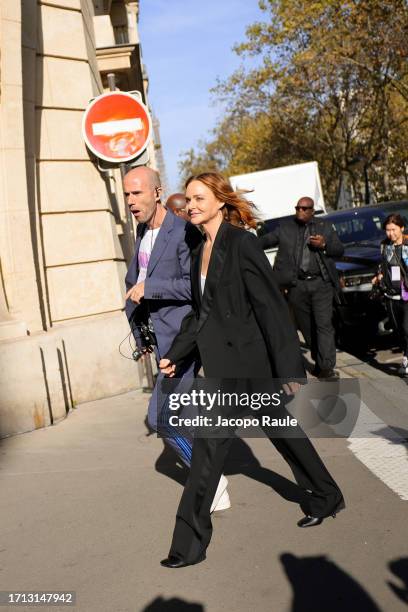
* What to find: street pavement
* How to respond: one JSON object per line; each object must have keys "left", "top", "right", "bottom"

{"left": 0, "top": 348, "right": 407, "bottom": 612}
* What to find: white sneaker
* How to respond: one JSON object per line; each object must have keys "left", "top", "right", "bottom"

{"left": 398, "top": 356, "right": 408, "bottom": 377}
{"left": 213, "top": 489, "right": 231, "bottom": 512}
{"left": 210, "top": 474, "right": 231, "bottom": 513}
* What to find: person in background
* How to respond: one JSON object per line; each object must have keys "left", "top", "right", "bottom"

{"left": 166, "top": 193, "right": 189, "bottom": 221}
{"left": 259, "top": 197, "right": 344, "bottom": 379}
{"left": 372, "top": 213, "right": 408, "bottom": 377}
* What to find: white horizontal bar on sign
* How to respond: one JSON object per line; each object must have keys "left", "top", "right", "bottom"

{"left": 92, "top": 118, "right": 143, "bottom": 136}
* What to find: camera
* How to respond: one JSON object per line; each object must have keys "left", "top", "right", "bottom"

{"left": 132, "top": 347, "right": 145, "bottom": 362}
{"left": 128, "top": 306, "right": 157, "bottom": 360}
{"left": 131, "top": 321, "right": 157, "bottom": 362}
{"left": 139, "top": 321, "right": 157, "bottom": 348}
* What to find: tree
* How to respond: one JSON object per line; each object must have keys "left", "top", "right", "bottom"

{"left": 180, "top": 0, "right": 408, "bottom": 206}
{"left": 178, "top": 146, "right": 222, "bottom": 187}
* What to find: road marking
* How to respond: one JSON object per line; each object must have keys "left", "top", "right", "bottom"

{"left": 348, "top": 401, "right": 408, "bottom": 501}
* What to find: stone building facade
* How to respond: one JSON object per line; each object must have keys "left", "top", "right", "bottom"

{"left": 0, "top": 0, "right": 161, "bottom": 436}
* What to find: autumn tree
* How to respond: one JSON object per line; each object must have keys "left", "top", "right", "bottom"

{"left": 179, "top": 0, "right": 408, "bottom": 206}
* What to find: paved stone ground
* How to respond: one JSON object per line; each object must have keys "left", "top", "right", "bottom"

{"left": 1, "top": 357, "right": 408, "bottom": 612}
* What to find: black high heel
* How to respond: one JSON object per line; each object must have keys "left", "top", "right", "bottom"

{"left": 160, "top": 553, "right": 206, "bottom": 568}
{"left": 297, "top": 497, "right": 345, "bottom": 528}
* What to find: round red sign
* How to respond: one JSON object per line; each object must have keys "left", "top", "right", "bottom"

{"left": 82, "top": 91, "right": 152, "bottom": 163}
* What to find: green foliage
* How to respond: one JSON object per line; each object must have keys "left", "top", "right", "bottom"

{"left": 178, "top": 147, "right": 221, "bottom": 188}
{"left": 179, "top": 0, "right": 408, "bottom": 206}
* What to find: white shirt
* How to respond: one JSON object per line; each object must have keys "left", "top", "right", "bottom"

{"left": 137, "top": 227, "right": 160, "bottom": 284}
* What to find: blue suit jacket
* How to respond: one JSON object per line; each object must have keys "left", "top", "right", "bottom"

{"left": 125, "top": 211, "right": 202, "bottom": 358}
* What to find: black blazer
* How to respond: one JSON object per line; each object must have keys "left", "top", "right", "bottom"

{"left": 165, "top": 222, "right": 305, "bottom": 380}
{"left": 259, "top": 217, "right": 344, "bottom": 289}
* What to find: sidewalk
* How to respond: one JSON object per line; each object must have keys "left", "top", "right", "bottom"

{"left": 305, "top": 346, "right": 408, "bottom": 431}
{"left": 335, "top": 347, "right": 400, "bottom": 380}
{"left": 1, "top": 362, "right": 407, "bottom": 611}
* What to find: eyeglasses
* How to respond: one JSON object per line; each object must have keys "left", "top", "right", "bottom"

{"left": 295, "top": 206, "right": 314, "bottom": 212}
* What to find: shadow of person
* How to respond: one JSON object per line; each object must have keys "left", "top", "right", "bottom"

{"left": 281, "top": 553, "right": 381, "bottom": 612}
{"left": 142, "top": 596, "right": 204, "bottom": 611}
{"left": 144, "top": 414, "right": 156, "bottom": 437}
{"left": 299, "top": 345, "right": 315, "bottom": 373}
{"left": 366, "top": 356, "right": 401, "bottom": 377}
{"left": 154, "top": 434, "right": 310, "bottom": 506}
{"left": 373, "top": 427, "right": 408, "bottom": 457}
{"left": 155, "top": 444, "right": 189, "bottom": 487}
{"left": 225, "top": 436, "right": 311, "bottom": 505}
{"left": 388, "top": 558, "right": 408, "bottom": 605}
{"left": 361, "top": 335, "right": 407, "bottom": 378}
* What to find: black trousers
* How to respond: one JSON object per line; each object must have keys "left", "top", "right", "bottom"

{"left": 168, "top": 410, "right": 343, "bottom": 563}
{"left": 385, "top": 297, "right": 408, "bottom": 357}
{"left": 288, "top": 277, "right": 336, "bottom": 372}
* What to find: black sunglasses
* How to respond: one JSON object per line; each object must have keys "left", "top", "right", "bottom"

{"left": 295, "top": 206, "right": 314, "bottom": 211}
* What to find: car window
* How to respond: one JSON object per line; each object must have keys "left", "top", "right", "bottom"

{"left": 326, "top": 203, "right": 408, "bottom": 244}
{"left": 329, "top": 210, "right": 386, "bottom": 243}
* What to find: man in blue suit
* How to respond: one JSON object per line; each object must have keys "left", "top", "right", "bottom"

{"left": 124, "top": 167, "right": 230, "bottom": 511}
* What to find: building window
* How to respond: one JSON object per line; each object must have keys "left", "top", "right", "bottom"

{"left": 113, "top": 25, "right": 129, "bottom": 44}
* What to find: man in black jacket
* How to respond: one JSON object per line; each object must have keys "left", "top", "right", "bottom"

{"left": 259, "top": 197, "right": 344, "bottom": 378}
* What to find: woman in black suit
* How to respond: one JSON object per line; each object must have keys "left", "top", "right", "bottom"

{"left": 159, "top": 172, "right": 344, "bottom": 568}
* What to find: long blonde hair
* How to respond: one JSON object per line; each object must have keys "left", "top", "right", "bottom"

{"left": 185, "top": 172, "right": 258, "bottom": 229}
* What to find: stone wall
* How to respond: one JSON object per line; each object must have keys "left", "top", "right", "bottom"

{"left": 0, "top": 0, "right": 145, "bottom": 438}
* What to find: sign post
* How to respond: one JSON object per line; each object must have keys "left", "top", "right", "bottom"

{"left": 82, "top": 78, "right": 155, "bottom": 390}
{"left": 82, "top": 89, "right": 152, "bottom": 164}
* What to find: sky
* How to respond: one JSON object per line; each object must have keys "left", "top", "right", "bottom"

{"left": 138, "top": 0, "right": 264, "bottom": 192}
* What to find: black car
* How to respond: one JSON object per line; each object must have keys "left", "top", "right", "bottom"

{"left": 323, "top": 200, "right": 408, "bottom": 344}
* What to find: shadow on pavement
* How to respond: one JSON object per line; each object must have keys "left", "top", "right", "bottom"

{"left": 388, "top": 558, "right": 408, "bottom": 606}
{"left": 142, "top": 596, "right": 204, "bottom": 611}
{"left": 144, "top": 414, "right": 156, "bottom": 436}
{"left": 373, "top": 427, "right": 408, "bottom": 455}
{"left": 225, "top": 437, "right": 310, "bottom": 505}
{"left": 281, "top": 553, "right": 381, "bottom": 612}
{"left": 155, "top": 444, "right": 189, "bottom": 486}
{"left": 365, "top": 354, "right": 401, "bottom": 377}
{"left": 300, "top": 345, "right": 315, "bottom": 374}
{"left": 155, "top": 436, "right": 309, "bottom": 506}
{"left": 347, "top": 333, "right": 407, "bottom": 380}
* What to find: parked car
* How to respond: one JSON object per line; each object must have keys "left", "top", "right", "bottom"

{"left": 323, "top": 200, "right": 408, "bottom": 346}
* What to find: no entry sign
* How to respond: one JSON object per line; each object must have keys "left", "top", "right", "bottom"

{"left": 82, "top": 91, "right": 152, "bottom": 163}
